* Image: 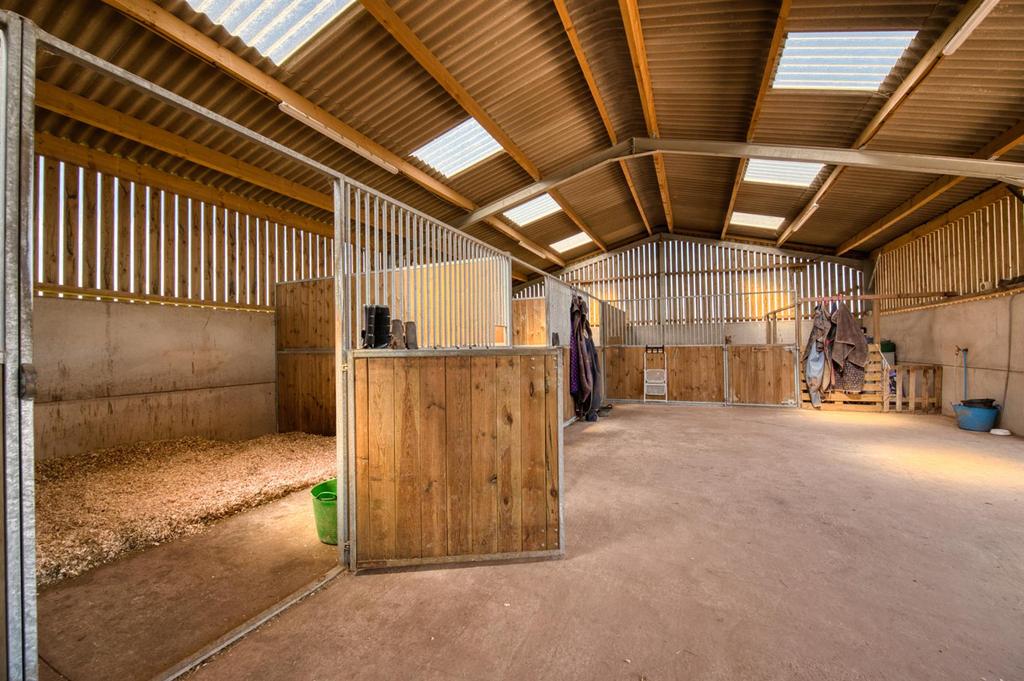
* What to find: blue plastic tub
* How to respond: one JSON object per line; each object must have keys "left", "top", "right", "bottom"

{"left": 952, "top": 403, "right": 1000, "bottom": 432}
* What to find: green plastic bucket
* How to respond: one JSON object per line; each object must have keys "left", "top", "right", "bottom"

{"left": 310, "top": 478, "right": 338, "bottom": 545}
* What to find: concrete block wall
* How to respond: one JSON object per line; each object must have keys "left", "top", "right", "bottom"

{"left": 33, "top": 297, "right": 276, "bottom": 461}
{"left": 880, "top": 293, "right": 1024, "bottom": 434}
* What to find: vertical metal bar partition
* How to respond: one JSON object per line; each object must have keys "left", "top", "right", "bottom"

{"left": 337, "top": 178, "right": 513, "bottom": 571}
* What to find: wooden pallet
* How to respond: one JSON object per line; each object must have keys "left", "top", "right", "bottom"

{"left": 801, "top": 344, "right": 885, "bottom": 412}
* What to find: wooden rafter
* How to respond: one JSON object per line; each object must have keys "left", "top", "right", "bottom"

{"left": 652, "top": 153, "right": 673, "bottom": 232}
{"left": 36, "top": 132, "right": 333, "bottom": 237}
{"left": 837, "top": 118, "right": 1024, "bottom": 255}
{"left": 776, "top": 0, "right": 996, "bottom": 248}
{"left": 35, "top": 81, "right": 333, "bottom": 212}
{"left": 721, "top": 0, "right": 791, "bottom": 240}
{"left": 97, "top": 0, "right": 564, "bottom": 266}
{"left": 552, "top": 0, "right": 649, "bottom": 238}
{"left": 361, "top": 0, "right": 604, "bottom": 256}
{"left": 618, "top": 0, "right": 658, "bottom": 136}
{"left": 618, "top": 0, "right": 672, "bottom": 232}
{"left": 548, "top": 190, "right": 608, "bottom": 252}
{"left": 358, "top": 0, "right": 538, "bottom": 180}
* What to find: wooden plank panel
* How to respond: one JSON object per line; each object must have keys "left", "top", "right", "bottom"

{"left": 81, "top": 169, "right": 99, "bottom": 289}
{"left": 42, "top": 158, "right": 60, "bottom": 286}
{"left": 115, "top": 178, "right": 131, "bottom": 293}
{"left": 163, "top": 192, "right": 177, "bottom": 297}
{"left": 190, "top": 200, "right": 202, "bottom": 299}
{"left": 394, "top": 357, "right": 422, "bottom": 559}
{"left": 667, "top": 346, "right": 724, "bottom": 402}
{"left": 366, "top": 358, "right": 397, "bottom": 561}
{"left": 133, "top": 185, "right": 148, "bottom": 295}
{"left": 98, "top": 172, "right": 115, "bottom": 291}
{"left": 62, "top": 163, "right": 78, "bottom": 287}
{"left": 276, "top": 279, "right": 334, "bottom": 349}
{"left": 225, "top": 210, "right": 238, "bottom": 303}
{"left": 354, "top": 358, "right": 371, "bottom": 562}
{"left": 418, "top": 357, "right": 448, "bottom": 557}
{"left": 512, "top": 298, "right": 546, "bottom": 345}
{"left": 470, "top": 356, "right": 498, "bottom": 555}
{"left": 495, "top": 355, "right": 522, "bottom": 553}
{"left": 544, "top": 354, "right": 560, "bottom": 550}
{"left": 445, "top": 356, "right": 473, "bottom": 556}
{"left": 520, "top": 354, "right": 548, "bottom": 551}
{"left": 276, "top": 353, "right": 335, "bottom": 435}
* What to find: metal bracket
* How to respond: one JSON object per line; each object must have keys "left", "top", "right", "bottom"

{"left": 18, "top": 363, "right": 36, "bottom": 401}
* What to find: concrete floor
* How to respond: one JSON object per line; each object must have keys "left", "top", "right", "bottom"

{"left": 38, "top": 488, "right": 338, "bottom": 681}
{"left": 183, "top": 405, "right": 1024, "bottom": 681}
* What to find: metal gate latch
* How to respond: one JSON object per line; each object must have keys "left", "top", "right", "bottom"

{"left": 19, "top": 363, "right": 37, "bottom": 400}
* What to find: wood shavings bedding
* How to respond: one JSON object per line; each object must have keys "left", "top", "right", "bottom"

{"left": 36, "top": 432, "right": 335, "bottom": 586}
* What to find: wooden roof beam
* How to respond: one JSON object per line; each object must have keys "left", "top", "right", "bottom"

{"left": 838, "top": 118, "right": 1024, "bottom": 255}
{"left": 553, "top": 0, "right": 651, "bottom": 236}
{"left": 722, "top": 0, "right": 791, "bottom": 240}
{"left": 777, "top": 0, "right": 997, "bottom": 247}
{"left": 619, "top": 0, "right": 672, "bottom": 232}
{"left": 98, "top": 0, "right": 563, "bottom": 266}
{"left": 34, "top": 81, "right": 334, "bottom": 212}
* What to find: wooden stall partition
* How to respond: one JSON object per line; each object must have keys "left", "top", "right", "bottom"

{"left": 276, "top": 278, "right": 336, "bottom": 434}
{"left": 727, "top": 345, "right": 798, "bottom": 406}
{"left": 350, "top": 348, "right": 563, "bottom": 570}
{"left": 512, "top": 298, "right": 547, "bottom": 345}
{"left": 666, "top": 346, "right": 725, "bottom": 402}
{"left": 604, "top": 346, "right": 645, "bottom": 399}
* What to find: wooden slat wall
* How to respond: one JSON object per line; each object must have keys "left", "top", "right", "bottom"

{"left": 876, "top": 192, "right": 1024, "bottom": 312}
{"left": 33, "top": 155, "right": 333, "bottom": 309}
{"left": 276, "top": 278, "right": 335, "bottom": 434}
{"left": 727, "top": 345, "right": 797, "bottom": 406}
{"left": 512, "top": 298, "right": 547, "bottom": 346}
{"left": 352, "top": 350, "right": 562, "bottom": 569}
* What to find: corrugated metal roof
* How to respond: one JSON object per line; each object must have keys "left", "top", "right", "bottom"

{"left": 7, "top": 0, "right": 1021, "bottom": 264}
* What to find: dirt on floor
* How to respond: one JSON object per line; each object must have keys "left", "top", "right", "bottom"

{"left": 36, "top": 432, "right": 335, "bottom": 586}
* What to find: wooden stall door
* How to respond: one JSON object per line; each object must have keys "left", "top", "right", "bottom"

{"left": 666, "top": 346, "right": 725, "bottom": 402}
{"left": 727, "top": 345, "right": 797, "bottom": 405}
{"left": 352, "top": 351, "right": 562, "bottom": 570}
{"left": 603, "top": 346, "right": 644, "bottom": 399}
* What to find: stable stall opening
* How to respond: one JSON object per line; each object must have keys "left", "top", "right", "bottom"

{"left": 21, "top": 27, "right": 348, "bottom": 681}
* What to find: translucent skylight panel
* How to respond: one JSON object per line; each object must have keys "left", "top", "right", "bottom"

{"left": 744, "top": 159, "right": 825, "bottom": 187}
{"left": 410, "top": 119, "right": 504, "bottom": 178}
{"left": 188, "top": 0, "right": 356, "bottom": 64}
{"left": 503, "top": 194, "right": 562, "bottom": 227}
{"left": 731, "top": 212, "right": 786, "bottom": 230}
{"left": 773, "top": 31, "right": 917, "bottom": 91}
{"left": 551, "top": 232, "right": 593, "bottom": 253}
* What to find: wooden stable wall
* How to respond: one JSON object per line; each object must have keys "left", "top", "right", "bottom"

{"left": 605, "top": 344, "right": 795, "bottom": 405}
{"left": 512, "top": 298, "right": 546, "bottom": 345}
{"left": 276, "top": 278, "right": 335, "bottom": 434}
{"left": 605, "top": 346, "right": 725, "bottom": 402}
{"left": 351, "top": 349, "right": 562, "bottom": 570}
{"left": 727, "top": 345, "right": 797, "bottom": 406}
